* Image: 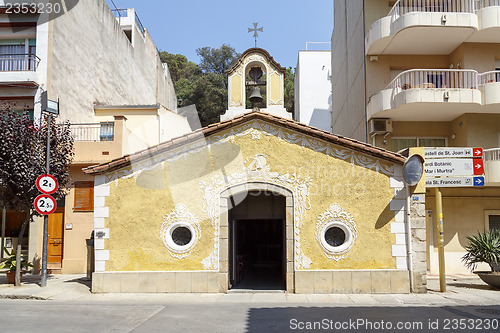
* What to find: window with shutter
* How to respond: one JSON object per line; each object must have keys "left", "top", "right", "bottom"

{"left": 489, "top": 215, "right": 500, "bottom": 231}
{"left": 74, "top": 181, "right": 94, "bottom": 212}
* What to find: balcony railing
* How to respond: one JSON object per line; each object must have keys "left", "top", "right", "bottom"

{"left": 475, "top": 0, "right": 500, "bottom": 9}
{"left": 111, "top": 8, "right": 145, "bottom": 35}
{"left": 479, "top": 71, "right": 500, "bottom": 84}
{"left": 389, "top": 0, "right": 476, "bottom": 17}
{"left": 484, "top": 148, "right": 500, "bottom": 162}
{"left": 111, "top": 8, "right": 127, "bottom": 18}
{"left": 0, "top": 54, "right": 40, "bottom": 72}
{"left": 388, "top": 69, "right": 479, "bottom": 93}
{"left": 69, "top": 122, "right": 114, "bottom": 142}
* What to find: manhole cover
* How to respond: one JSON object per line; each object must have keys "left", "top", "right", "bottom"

{"left": 475, "top": 308, "right": 500, "bottom": 316}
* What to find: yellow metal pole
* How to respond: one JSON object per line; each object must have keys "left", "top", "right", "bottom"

{"left": 435, "top": 187, "right": 446, "bottom": 292}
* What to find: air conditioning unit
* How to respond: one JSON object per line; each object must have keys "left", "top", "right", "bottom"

{"left": 369, "top": 119, "right": 393, "bottom": 135}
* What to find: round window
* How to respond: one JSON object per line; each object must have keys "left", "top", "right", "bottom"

{"left": 171, "top": 226, "right": 192, "bottom": 246}
{"left": 325, "top": 226, "right": 346, "bottom": 247}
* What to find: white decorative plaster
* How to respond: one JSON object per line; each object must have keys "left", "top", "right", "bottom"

{"left": 200, "top": 153, "right": 313, "bottom": 270}
{"left": 94, "top": 218, "right": 105, "bottom": 229}
{"left": 390, "top": 177, "right": 404, "bottom": 189}
{"left": 94, "top": 207, "right": 109, "bottom": 218}
{"left": 315, "top": 203, "right": 358, "bottom": 262}
{"left": 397, "top": 257, "right": 409, "bottom": 270}
{"left": 392, "top": 244, "right": 407, "bottom": 257}
{"left": 94, "top": 196, "right": 106, "bottom": 208}
{"left": 94, "top": 185, "right": 111, "bottom": 197}
{"left": 391, "top": 222, "right": 406, "bottom": 234}
{"left": 251, "top": 129, "right": 261, "bottom": 140}
{"left": 95, "top": 250, "right": 110, "bottom": 261}
{"left": 395, "top": 234, "right": 408, "bottom": 245}
{"left": 394, "top": 210, "right": 406, "bottom": 222}
{"left": 390, "top": 199, "right": 405, "bottom": 211}
{"left": 394, "top": 188, "right": 405, "bottom": 199}
{"left": 94, "top": 261, "right": 106, "bottom": 272}
{"left": 94, "top": 239, "right": 105, "bottom": 250}
{"left": 160, "top": 204, "right": 201, "bottom": 260}
{"left": 101, "top": 119, "right": 396, "bottom": 185}
{"left": 94, "top": 229, "right": 110, "bottom": 240}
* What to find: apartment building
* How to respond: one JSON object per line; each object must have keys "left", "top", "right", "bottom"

{"left": 0, "top": 0, "right": 191, "bottom": 273}
{"left": 294, "top": 48, "right": 333, "bottom": 132}
{"left": 332, "top": 0, "right": 500, "bottom": 274}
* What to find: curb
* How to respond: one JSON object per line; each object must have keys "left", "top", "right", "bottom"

{"left": 0, "top": 294, "right": 47, "bottom": 300}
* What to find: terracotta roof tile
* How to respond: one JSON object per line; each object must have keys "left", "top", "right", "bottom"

{"left": 83, "top": 111, "right": 405, "bottom": 175}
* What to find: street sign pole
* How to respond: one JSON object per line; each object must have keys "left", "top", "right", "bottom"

{"left": 435, "top": 187, "right": 446, "bottom": 292}
{"left": 1, "top": 207, "right": 5, "bottom": 260}
{"left": 41, "top": 113, "right": 51, "bottom": 288}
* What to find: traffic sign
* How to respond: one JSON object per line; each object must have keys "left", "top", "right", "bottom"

{"left": 34, "top": 195, "right": 57, "bottom": 215}
{"left": 425, "top": 158, "right": 484, "bottom": 177}
{"left": 36, "top": 174, "right": 59, "bottom": 195}
{"left": 424, "top": 147, "right": 483, "bottom": 159}
{"left": 426, "top": 176, "right": 485, "bottom": 188}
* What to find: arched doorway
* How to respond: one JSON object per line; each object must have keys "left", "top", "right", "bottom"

{"left": 229, "top": 192, "right": 285, "bottom": 290}
{"left": 220, "top": 183, "right": 294, "bottom": 292}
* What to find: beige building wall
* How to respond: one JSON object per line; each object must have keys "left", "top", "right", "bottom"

{"left": 46, "top": 0, "right": 177, "bottom": 123}
{"left": 426, "top": 188, "right": 500, "bottom": 274}
{"left": 331, "top": 0, "right": 367, "bottom": 141}
{"left": 332, "top": 0, "right": 500, "bottom": 277}
{"left": 29, "top": 0, "right": 184, "bottom": 274}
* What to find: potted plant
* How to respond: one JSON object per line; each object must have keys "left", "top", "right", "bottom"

{"left": 0, "top": 247, "right": 33, "bottom": 284}
{"left": 462, "top": 229, "right": 500, "bottom": 289}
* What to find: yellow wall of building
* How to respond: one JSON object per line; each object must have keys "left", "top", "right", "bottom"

{"left": 230, "top": 74, "right": 242, "bottom": 107}
{"left": 101, "top": 120, "right": 399, "bottom": 272}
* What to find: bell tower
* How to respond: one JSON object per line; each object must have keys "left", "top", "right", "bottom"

{"left": 220, "top": 48, "right": 291, "bottom": 121}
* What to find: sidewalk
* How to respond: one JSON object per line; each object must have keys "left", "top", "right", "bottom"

{"left": 0, "top": 273, "right": 498, "bottom": 305}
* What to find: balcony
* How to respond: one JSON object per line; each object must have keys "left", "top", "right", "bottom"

{"left": 368, "top": 69, "right": 482, "bottom": 121}
{"left": 69, "top": 118, "right": 125, "bottom": 164}
{"left": 479, "top": 71, "right": 500, "bottom": 106}
{"left": 484, "top": 148, "right": 500, "bottom": 185}
{"left": 0, "top": 54, "right": 40, "bottom": 86}
{"left": 471, "top": 0, "right": 500, "bottom": 42}
{"left": 366, "top": 0, "right": 478, "bottom": 55}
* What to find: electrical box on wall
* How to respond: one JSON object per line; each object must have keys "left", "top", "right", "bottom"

{"left": 369, "top": 119, "right": 393, "bottom": 135}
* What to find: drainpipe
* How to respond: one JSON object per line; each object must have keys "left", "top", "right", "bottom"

{"left": 406, "top": 184, "right": 414, "bottom": 292}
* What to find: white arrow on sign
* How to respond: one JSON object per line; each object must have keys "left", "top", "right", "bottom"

{"left": 425, "top": 159, "right": 484, "bottom": 177}
{"left": 426, "top": 176, "right": 485, "bottom": 188}
{"left": 424, "top": 147, "right": 483, "bottom": 159}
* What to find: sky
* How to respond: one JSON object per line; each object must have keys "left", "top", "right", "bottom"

{"left": 106, "top": 0, "right": 333, "bottom": 68}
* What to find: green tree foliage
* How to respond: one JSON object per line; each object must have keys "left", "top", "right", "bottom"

{"left": 284, "top": 67, "right": 295, "bottom": 115}
{"left": 160, "top": 45, "right": 295, "bottom": 127}
{"left": 197, "top": 44, "right": 239, "bottom": 78}
{"left": 160, "top": 45, "right": 239, "bottom": 127}
{"left": 0, "top": 108, "right": 74, "bottom": 285}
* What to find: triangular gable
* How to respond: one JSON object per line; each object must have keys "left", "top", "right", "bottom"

{"left": 83, "top": 111, "right": 405, "bottom": 178}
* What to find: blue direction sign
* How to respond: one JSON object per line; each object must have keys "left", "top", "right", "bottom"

{"left": 474, "top": 177, "right": 485, "bottom": 187}
{"left": 426, "top": 176, "right": 485, "bottom": 188}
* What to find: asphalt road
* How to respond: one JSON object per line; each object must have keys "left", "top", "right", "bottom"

{"left": 1, "top": 300, "right": 500, "bottom": 333}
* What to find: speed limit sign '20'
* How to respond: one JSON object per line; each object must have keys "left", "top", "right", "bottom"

{"left": 34, "top": 195, "right": 57, "bottom": 215}
{"left": 36, "top": 174, "right": 59, "bottom": 195}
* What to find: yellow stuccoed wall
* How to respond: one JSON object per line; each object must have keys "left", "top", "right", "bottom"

{"left": 102, "top": 120, "right": 399, "bottom": 272}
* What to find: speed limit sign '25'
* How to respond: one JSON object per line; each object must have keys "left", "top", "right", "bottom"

{"left": 36, "top": 174, "right": 59, "bottom": 195}
{"left": 34, "top": 195, "right": 57, "bottom": 215}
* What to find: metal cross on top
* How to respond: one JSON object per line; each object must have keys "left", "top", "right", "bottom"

{"left": 248, "top": 22, "right": 263, "bottom": 48}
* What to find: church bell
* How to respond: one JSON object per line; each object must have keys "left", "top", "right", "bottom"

{"left": 249, "top": 86, "right": 263, "bottom": 107}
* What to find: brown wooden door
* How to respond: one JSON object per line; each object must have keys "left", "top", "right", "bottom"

{"left": 48, "top": 209, "right": 64, "bottom": 264}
